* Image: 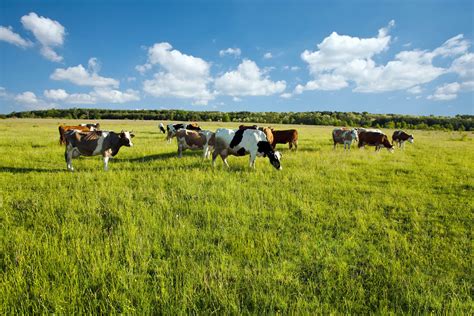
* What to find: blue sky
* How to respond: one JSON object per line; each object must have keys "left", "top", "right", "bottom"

{"left": 0, "top": 0, "right": 473, "bottom": 115}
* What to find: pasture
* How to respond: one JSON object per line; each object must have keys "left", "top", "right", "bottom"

{"left": 0, "top": 118, "right": 472, "bottom": 313}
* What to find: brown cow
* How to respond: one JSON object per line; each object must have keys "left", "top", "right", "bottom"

{"left": 238, "top": 125, "right": 274, "bottom": 145}
{"left": 392, "top": 130, "right": 414, "bottom": 148}
{"left": 58, "top": 125, "right": 93, "bottom": 145}
{"left": 271, "top": 129, "right": 298, "bottom": 150}
{"left": 358, "top": 130, "right": 394, "bottom": 152}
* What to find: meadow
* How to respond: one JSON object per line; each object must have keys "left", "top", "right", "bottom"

{"left": 0, "top": 118, "right": 472, "bottom": 313}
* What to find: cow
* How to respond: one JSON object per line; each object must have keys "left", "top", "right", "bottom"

{"left": 58, "top": 125, "right": 93, "bottom": 145}
{"left": 271, "top": 129, "right": 298, "bottom": 150}
{"left": 166, "top": 123, "right": 201, "bottom": 142}
{"left": 158, "top": 122, "right": 166, "bottom": 134}
{"left": 176, "top": 129, "right": 215, "bottom": 159}
{"left": 79, "top": 123, "right": 101, "bottom": 130}
{"left": 212, "top": 128, "right": 282, "bottom": 170}
{"left": 238, "top": 125, "right": 274, "bottom": 146}
{"left": 392, "top": 130, "right": 414, "bottom": 148}
{"left": 358, "top": 130, "right": 394, "bottom": 152}
{"left": 64, "top": 130, "right": 134, "bottom": 171}
{"left": 332, "top": 128, "right": 358, "bottom": 150}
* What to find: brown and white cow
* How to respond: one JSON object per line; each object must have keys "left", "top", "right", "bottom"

{"left": 332, "top": 127, "right": 358, "bottom": 150}
{"left": 392, "top": 130, "right": 414, "bottom": 148}
{"left": 271, "top": 129, "right": 298, "bottom": 150}
{"left": 358, "top": 130, "right": 394, "bottom": 152}
{"left": 176, "top": 129, "right": 215, "bottom": 159}
{"left": 58, "top": 125, "right": 93, "bottom": 145}
{"left": 166, "top": 123, "right": 202, "bottom": 142}
{"left": 64, "top": 130, "right": 134, "bottom": 171}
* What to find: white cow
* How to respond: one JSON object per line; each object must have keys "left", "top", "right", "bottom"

{"left": 212, "top": 128, "right": 282, "bottom": 170}
{"left": 332, "top": 128, "right": 358, "bottom": 150}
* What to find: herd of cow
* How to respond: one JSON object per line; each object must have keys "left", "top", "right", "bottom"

{"left": 57, "top": 122, "right": 414, "bottom": 171}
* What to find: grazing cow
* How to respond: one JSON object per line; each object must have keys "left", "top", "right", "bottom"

{"left": 158, "top": 122, "right": 166, "bottom": 134}
{"left": 392, "top": 130, "right": 414, "bottom": 148}
{"left": 271, "top": 129, "right": 298, "bottom": 150}
{"left": 212, "top": 128, "right": 282, "bottom": 170}
{"left": 64, "top": 130, "right": 134, "bottom": 171}
{"left": 79, "top": 123, "right": 101, "bottom": 131}
{"left": 58, "top": 125, "right": 93, "bottom": 145}
{"left": 358, "top": 130, "right": 394, "bottom": 152}
{"left": 332, "top": 128, "right": 358, "bottom": 150}
{"left": 166, "top": 123, "right": 202, "bottom": 142}
{"left": 238, "top": 125, "right": 274, "bottom": 145}
{"left": 176, "top": 129, "right": 215, "bottom": 159}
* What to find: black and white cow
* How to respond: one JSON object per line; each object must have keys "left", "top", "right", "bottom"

{"left": 64, "top": 130, "right": 134, "bottom": 171}
{"left": 212, "top": 128, "right": 282, "bottom": 170}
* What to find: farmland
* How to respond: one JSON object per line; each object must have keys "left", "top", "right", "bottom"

{"left": 0, "top": 119, "right": 472, "bottom": 313}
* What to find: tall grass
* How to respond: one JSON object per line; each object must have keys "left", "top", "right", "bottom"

{"left": 0, "top": 119, "right": 472, "bottom": 313}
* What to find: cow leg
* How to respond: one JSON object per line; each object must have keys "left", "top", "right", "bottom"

{"left": 178, "top": 143, "right": 183, "bottom": 158}
{"left": 203, "top": 144, "right": 209, "bottom": 159}
{"left": 249, "top": 153, "right": 257, "bottom": 168}
{"left": 103, "top": 156, "right": 110, "bottom": 171}
{"left": 65, "top": 146, "right": 74, "bottom": 171}
{"left": 222, "top": 155, "right": 230, "bottom": 168}
{"left": 212, "top": 150, "right": 219, "bottom": 167}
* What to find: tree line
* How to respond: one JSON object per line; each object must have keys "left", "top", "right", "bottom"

{"left": 2, "top": 108, "right": 473, "bottom": 131}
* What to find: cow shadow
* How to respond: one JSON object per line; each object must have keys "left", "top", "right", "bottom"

{"left": 116, "top": 150, "right": 202, "bottom": 163}
{"left": 0, "top": 166, "right": 64, "bottom": 174}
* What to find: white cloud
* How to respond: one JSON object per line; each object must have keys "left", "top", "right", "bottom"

{"left": 141, "top": 42, "right": 214, "bottom": 105}
{"left": 135, "top": 63, "right": 152, "bottom": 75}
{"left": 219, "top": 47, "right": 241, "bottom": 57}
{"left": 43, "top": 88, "right": 140, "bottom": 104}
{"left": 21, "top": 12, "right": 65, "bottom": 62}
{"left": 280, "top": 93, "right": 292, "bottom": 99}
{"left": 263, "top": 52, "right": 273, "bottom": 59}
{"left": 407, "top": 85, "right": 422, "bottom": 94}
{"left": 427, "top": 81, "right": 474, "bottom": 101}
{"left": 44, "top": 88, "right": 68, "bottom": 100}
{"left": 450, "top": 53, "right": 474, "bottom": 79}
{"left": 0, "top": 26, "right": 32, "bottom": 48}
{"left": 51, "top": 58, "right": 119, "bottom": 88}
{"left": 298, "top": 21, "right": 472, "bottom": 95}
{"left": 15, "top": 91, "right": 39, "bottom": 104}
{"left": 233, "top": 97, "right": 242, "bottom": 102}
{"left": 0, "top": 87, "right": 7, "bottom": 97}
{"left": 214, "top": 59, "right": 286, "bottom": 96}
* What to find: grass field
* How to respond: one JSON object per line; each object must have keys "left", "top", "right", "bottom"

{"left": 0, "top": 118, "right": 472, "bottom": 313}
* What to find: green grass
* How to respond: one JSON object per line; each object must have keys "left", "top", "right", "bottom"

{"left": 1, "top": 118, "right": 473, "bottom": 313}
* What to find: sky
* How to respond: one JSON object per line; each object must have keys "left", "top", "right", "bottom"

{"left": 0, "top": 0, "right": 473, "bottom": 115}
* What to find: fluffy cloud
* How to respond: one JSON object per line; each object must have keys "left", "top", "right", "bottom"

{"left": 428, "top": 81, "right": 474, "bottom": 101}
{"left": 263, "top": 52, "right": 273, "bottom": 59}
{"left": 140, "top": 42, "right": 214, "bottom": 105}
{"left": 214, "top": 59, "right": 286, "bottom": 96}
{"left": 14, "top": 91, "right": 39, "bottom": 105}
{"left": 219, "top": 47, "right": 241, "bottom": 57}
{"left": 0, "top": 26, "right": 32, "bottom": 48}
{"left": 21, "top": 12, "right": 66, "bottom": 62}
{"left": 298, "top": 21, "right": 471, "bottom": 95}
{"left": 44, "top": 88, "right": 140, "bottom": 104}
{"left": 51, "top": 58, "right": 119, "bottom": 88}
{"left": 450, "top": 53, "right": 474, "bottom": 79}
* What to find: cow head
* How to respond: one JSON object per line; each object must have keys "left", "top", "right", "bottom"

{"left": 382, "top": 137, "right": 394, "bottom": 152}
{"left": 408, "top": 135, "right": 414, "bottom": 143}
{"left": 120, "top": 130, "right": 134, "bottom": 147}
{"left": 257, "top": 141, "right": 282, "bottom": 170}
